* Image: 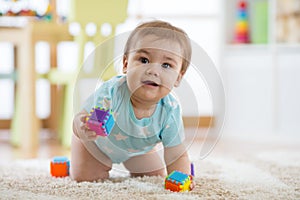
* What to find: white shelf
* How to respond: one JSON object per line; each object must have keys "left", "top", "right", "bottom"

{"left": 275, "top": 44, "right": 300, "bottom": 52}
{"left": 223, "top": 0, "right": 300, "bottom": 47}
{"left": 224, "top": 44, "right": 272, "bottom": 50}
{"left": 224, "top": 43, "right": 300, "bottom": 54}
{"left": 0, "top": 16, "right": 30, "bottom": 27}
{"left": 221, "top": 0, "right": 300, "bottom": 135}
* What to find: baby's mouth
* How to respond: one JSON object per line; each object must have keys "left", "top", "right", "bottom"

{"left": 142, "top": 80, "right": 159, "bottom": 87}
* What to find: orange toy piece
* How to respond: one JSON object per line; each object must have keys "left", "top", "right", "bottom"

{"left": 50, "top": 156, "right": 70, "bottom": 177}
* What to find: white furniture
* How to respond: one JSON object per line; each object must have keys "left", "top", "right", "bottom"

{"left": 0, "top": 19, "right": 71, "bottom": 151}
{"left": 221, "top": 0, "right": 300, "bottom": 135}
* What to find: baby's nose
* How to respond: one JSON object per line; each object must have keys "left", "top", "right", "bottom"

{"left": 145, "top": 64, "right": 161, "bottom": 77}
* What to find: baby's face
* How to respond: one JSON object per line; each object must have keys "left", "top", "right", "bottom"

{"left": 123, "top": 35, "right": 184, "bottom": 104}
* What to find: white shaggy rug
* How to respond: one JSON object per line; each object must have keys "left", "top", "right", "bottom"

{"left": 1, "top": 135, "right": 300, "bottom": 200}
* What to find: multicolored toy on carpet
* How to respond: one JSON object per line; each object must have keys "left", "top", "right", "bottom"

{"left": 165, "top": 170, "right": 193, "bottom": 192}
{"left": 50, "top": 156, "right": 70, "bottom": 177}
{"left": 85, "top": 107, "right": 115, "bottom": 137}
{"left": 165, "top": 163, "right": 194, "bottom": 192}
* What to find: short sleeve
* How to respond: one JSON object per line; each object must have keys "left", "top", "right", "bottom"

{"left": 160, "top": 104, "right": 185, "bottom": 147}
{"left": 81, "top": 76, "right": 120, "bottom": 113}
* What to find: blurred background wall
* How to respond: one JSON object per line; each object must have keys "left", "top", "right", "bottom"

{"left": 0, "top": 0, "right": 299, "bottom": 146}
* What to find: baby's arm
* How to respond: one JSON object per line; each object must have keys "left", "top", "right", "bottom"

{"left": 71, "top": 110, "right": 112, "bottom": 182}
{"left": 73, "top": 110, "right": 98, "bottom": 141}
{"left": 164, "top": 144, "right": 191, "bottom": 175}
{"left": 164, "top": 144, "right": 195, "bottom": 190}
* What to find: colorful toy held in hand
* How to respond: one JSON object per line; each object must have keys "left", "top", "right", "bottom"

{"left": 85, "top": 107, "right": 115, "bottom": 137}
{"left": 165, "top": 170, "right": 192, "bottom": 192}
{"left": 50, "top": 156, "right": 70, "bottom": 177}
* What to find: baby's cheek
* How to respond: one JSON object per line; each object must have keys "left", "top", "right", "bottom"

{"left": 126, "top": 70, "right": 142, "bottom": 92}
{"left": 160, "top": 71, "right": 179, "bottom": 89}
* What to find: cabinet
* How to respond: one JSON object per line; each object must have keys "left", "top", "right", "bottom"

{"left": 221, "top": 0, "right": 300, "bottom": 135}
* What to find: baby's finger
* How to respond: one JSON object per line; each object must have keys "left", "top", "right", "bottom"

{"left": 73, "top": 121, "right": 85, "bottom": 133}
{"left": 85, "top": 130, "right": 98, "bottom": 140}
{"left": 80, "top": 121, "right": 88, "bottom": 129}
{"left": 80, "top": 114, "right": 87, "bottom": 123}
{"left": 86, "top": 130, "right": 96, "bottom": 137}
{"left": 189, "top": 179, "right": 196, "bottom": 191}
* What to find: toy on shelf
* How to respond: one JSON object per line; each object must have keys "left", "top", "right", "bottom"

{"left": 50, "top": 156, "right": 70, "bottom": 177}
{"left": 85, "top": 107, "right": 115, "bottom": 137}
{"left": 165, "top": 171, "right": 192, "bottom": 192}
{"left": 1, "top": 0, "right": 53, "bottom": 20}
{"left": 233, "top": 0, "right": 250, "bottom": 44}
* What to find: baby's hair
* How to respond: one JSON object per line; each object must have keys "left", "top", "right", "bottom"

{"left": 124, "top": 20, "right": 192, "bottom": 73}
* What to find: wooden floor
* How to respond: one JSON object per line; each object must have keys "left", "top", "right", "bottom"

{"left": 0, "top": 129, "right": 70, "bottom": 161}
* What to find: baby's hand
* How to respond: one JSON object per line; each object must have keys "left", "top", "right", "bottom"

{"left": 189, "top": 175, "right": 196, "bottom": 191}
{"left": 73, "top": 112, "right": 98, "bottom": 141}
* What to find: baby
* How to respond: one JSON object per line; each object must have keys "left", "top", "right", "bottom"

{"left": 71, "top": 20, "right": 194, "bottom": 189}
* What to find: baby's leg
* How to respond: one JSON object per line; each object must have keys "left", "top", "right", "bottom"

{"left": 123, "top": 147, "right": 166, "bottom": 177}
{"left": 70, "top": 135, "right": 112, "bottom": 182}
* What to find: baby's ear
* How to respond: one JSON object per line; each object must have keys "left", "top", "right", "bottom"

{"left": 174, "top": 71, "right": 185, "bottom": 87}
{"left": 122, "top": 55, "right": 128, "bottom": 74}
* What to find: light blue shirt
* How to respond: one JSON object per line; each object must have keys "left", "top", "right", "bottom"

{"left": 82, "top": 75, "right": 185, "bottom": 163}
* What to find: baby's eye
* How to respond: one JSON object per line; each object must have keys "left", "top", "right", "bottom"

{"left": 140, "top": 57, "right": 149, "bottom": 64}
{"left": 161, "top": 63, "right": 171, "bottom": 69}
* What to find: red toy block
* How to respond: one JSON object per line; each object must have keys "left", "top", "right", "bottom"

{"left": 50, "top": 156, "right": 70, "bottom": 177}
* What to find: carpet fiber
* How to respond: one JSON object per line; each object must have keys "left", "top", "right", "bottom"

{"left": 1, "top": 136, "right": 300, "bottom": 199}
